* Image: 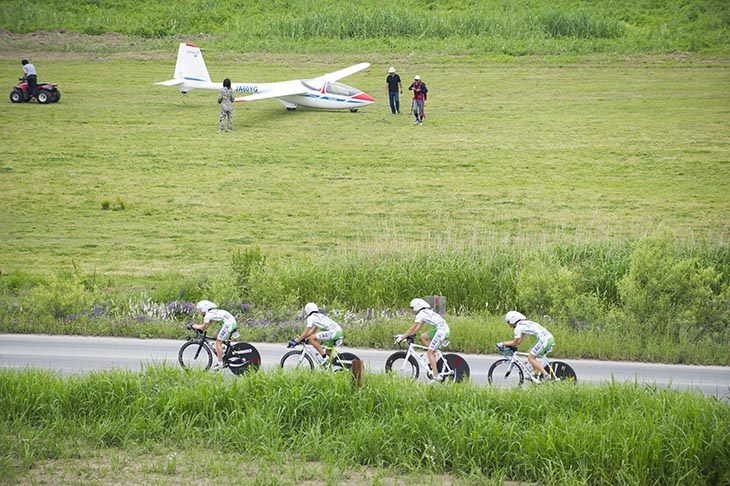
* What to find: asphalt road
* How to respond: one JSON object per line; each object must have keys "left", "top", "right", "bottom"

{"left": 1, "top": 334, "right": 728, "bottom": 398}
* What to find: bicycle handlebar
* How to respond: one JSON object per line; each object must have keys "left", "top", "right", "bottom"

{"left": 185, "top": 324, "right": 207, "bottom": 338}
{"left": 394, "top": 334, "right": 416, "bottom": 347}
{"left": 496, "top": 344, "right": 518, "bottom": 357}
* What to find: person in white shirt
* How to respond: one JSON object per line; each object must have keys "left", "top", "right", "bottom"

{"left": 396, "top": 298, "right": 451, "bottom": 382}
{"left": 498, "top": 311, "right": 555, "bottom": 381}
{"left": 21, "top": 60, "right": 37, "bottom": 99}
{"left": 193, "top": 300, "right": 239, "bottom": 370}
{"left": 289, "top": 303, "right": 344, "bottom": 364}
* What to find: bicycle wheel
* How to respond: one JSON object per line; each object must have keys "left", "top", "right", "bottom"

{"left": 442, "top": 353, "right": 470, "bottom": 382}
{"left": 332, "top": 352, "right": 360, "bottom": 371}
{"left": 178, "top": 340, "right": 213, "bottom": 371}
{"left": 227, "top": 342, "right": 261, "bottom": 375}
{"left": 487, "top": 358, "right": 524, "bottom": 387}
{"left": 280, "top": 349, "right": 314, "bottom": 370}
{"left": 385, "top": 351, "right": 419, "bottom": 379}
{"left": 546, "top": 361, "right": 578, "bottom": 383}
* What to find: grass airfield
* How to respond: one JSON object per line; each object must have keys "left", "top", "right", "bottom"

{"left": 1, "top": 44, "right": 728, "bottom": 277}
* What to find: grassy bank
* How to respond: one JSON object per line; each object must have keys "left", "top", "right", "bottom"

{"left": 2, "top": 235, "right": 728, "bottom": 364}
{"left": 0, "top": 2, "right": 728, "bottom": 365}
{"left": 0, "top": 49, "right": 728, "bottom": 364}
{"left": 1, "top": 0, "right": 729, "bottom": 55}
{"left": 1, "top": 367, "right": 728, "bottom": 485}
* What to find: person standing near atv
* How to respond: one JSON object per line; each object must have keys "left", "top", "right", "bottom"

{"left": 21, "top": 60, "right": 37, "bottom": 100}
{"left": 218, "top": 78, "right": 234, "bottom": 132}
{"left": 408, "top": 75, "right": 428, "bottom": 125}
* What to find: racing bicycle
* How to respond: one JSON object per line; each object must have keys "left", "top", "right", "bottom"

{"left": 178, "top": 326, "right": 261, "bottom": 375}
{"left": 487, "top": 344, "right": 577, "bottom": 387}
{"left": 385, "top": 334, "right": 470, "bottom": 383}
{"left": 280, "top": 339, "right": 361, "bottom": 372}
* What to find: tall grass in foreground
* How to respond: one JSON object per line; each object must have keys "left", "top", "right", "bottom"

{"left": 1, "top": 366, "right": 728, "bottom": 485}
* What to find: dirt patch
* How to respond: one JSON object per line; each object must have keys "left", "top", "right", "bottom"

{"left": 0, "top": 29, "right": 214, "bottom": 61}
{"left": 9, "top": 450, "right": 529, "bottom": 486}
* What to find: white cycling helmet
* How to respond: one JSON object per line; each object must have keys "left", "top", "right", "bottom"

{"left": 388, "top": 66, "right": 396, "bottom": 73}
{"left": 504, "top": 311, "right": 526, "bottom": 325}
{"left": 414, "top": 75, "right": 421, "bottom": 80}
{"left": 304, "top": 302, "right": 319, "bottom": 316}
{"left": 196, "top": 300, "right": 216, "bottom": 313}
{"left": 409, "top": 298, "right": 430, "bottom": 312}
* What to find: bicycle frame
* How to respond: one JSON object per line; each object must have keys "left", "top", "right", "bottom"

{"left": 179, "top": 327, "right": 261, "bottom": 375}
{"left": 285, "top": 340, "right": 352, "bottom": 371}
{"left": 500, "top": 348, "right": 554, "bottom": 382}
{"left": 188, "top": 329, "right": 237, "bottom": 360}
{"left": 400, "top": 339, "right": 452, "bottom": 379}
{"left": 489, "top": 345, "right": 576, "bottom": 386}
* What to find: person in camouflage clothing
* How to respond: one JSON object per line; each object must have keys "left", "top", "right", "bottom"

{"left": 218, "top": 78, "right": 234, "bottom": 132}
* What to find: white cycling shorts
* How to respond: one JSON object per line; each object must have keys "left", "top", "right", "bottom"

{"left": 530, "top": 337, "right": 554, "bottom": 357}
{"left": 217, "top": 321, "right": 235, "bottom": 341}
{"left": 428, "top": 328, "right": 449, "bottom": 351}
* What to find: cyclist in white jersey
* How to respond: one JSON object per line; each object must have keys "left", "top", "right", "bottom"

{"left": 290, "top": 303, "right": 344, "bottom": 364}
{"left": 396, "top": 298, "right": 451, "bottom": 382}
{"left": 498, "top": 311, "right": 555, "bottom": 381}
{"left": 193, "top": 300, "right": 239, "bottom": 370}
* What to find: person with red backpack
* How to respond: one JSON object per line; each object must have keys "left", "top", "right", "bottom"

{"left": 408, "top": 75, "right": 428, "bottom": 125}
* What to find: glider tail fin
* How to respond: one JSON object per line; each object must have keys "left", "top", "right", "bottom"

{"left": 174, "top": 43, "right": 211, "bottom": 84}
{"left": 156, "top": 43, "right": 212, "bottom": 91}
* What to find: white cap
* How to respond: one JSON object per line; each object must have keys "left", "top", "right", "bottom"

{"left": 414, "top": 75, "right": 420, "bottom": 80}
{"left": 388, "top": 67, "right": 395, "bottom": 73}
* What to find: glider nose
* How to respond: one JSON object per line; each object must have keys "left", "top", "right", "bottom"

{"left": 353, "top": 92, "right": 375, "bottom": 104}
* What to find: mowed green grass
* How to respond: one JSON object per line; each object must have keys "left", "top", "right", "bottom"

{"left": 0, "top": 49, "right": 728, "bottom": 277}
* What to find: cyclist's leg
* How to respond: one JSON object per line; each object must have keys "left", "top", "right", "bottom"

{"left": 327, "top": 333, "right": 347, "bottom": 369}
{"left": 420, "top": 327, "right": 434, "bottom": 347}
{"left": 314, "top": 330, "right": 337, "bottom": 359}
{"left": 214, "top": 323, "right": 233, "bottom": 362}
{"left": 309, "top": 334, "right": 324, "bottom": 356}
{"left": 529, "top": 338, "right": 553, "bottom": 378}
{"left": 426, "top": 328, "right": 443, "bottom": 379}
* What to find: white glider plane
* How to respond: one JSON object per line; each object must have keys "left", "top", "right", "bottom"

{"left": 156, "top": 43, "right": 374, "bottom": 112}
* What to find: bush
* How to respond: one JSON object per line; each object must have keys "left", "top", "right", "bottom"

{"left": 514, "top": 258, "right": 605, "bottom": 329}
{"left": 617, "top": 236, "right": 728, "bottom": 343}
{"left": 230, "top": 247, "right": 266, "bottom": 299}
{"left": 21, "top": 273, "right": 92, "bottom": 321}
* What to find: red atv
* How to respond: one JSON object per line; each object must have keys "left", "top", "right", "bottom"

{"left": 10, "top": 77, "right": 61, "bottom": 104}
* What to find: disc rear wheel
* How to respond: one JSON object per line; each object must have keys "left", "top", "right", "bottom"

{"left": 546, "top": 361, "right": 577, "bottom": 383}
{"left": 227, "top": 342, "right": 261, "bottom": 375}
{"left": 333, "top": 352, "right": 360, "bottom": 371}
{"left": 441, "top": 353, "right": 470, "bottom": 382}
